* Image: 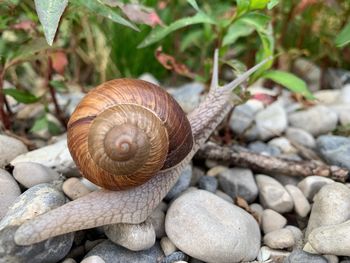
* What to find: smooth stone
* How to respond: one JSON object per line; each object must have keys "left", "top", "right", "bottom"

{"left": 268, "top": 137, "right": 297, "bottom": 154}
{"left": 314, "top": 89, "right": 340, "bottom": 104}
{"left": 165, "top": 165, "right": 192, "bottom": 201}
{"left": 264, "top": 228, "right": 295, "bottom": 249}
{"left": 218, "top": 168, "right": 258, "bottom": 203}
{"left": 339, "top": 108, "right": 350, "bottom": 125}
{"left": 62, "top": 258, "right": 77, "bottom": 263}
{"left": 0, "top": 225, "right": 74, "bottom": 263}
{"left": 324, "top": 255, "right": 339, "bottom": 263}
{"left": 168, "top": 82, "right": 204, "bottom": 113}
{"left": 307, "top": 220, "right": 350, "bottom": 256}
{"left": 285, "top": 184, "right": 311, "bottom": 217}
{"left": 197, "top": 175, "right": 218, "bottom": 193}
{"left": 293, "top": 58, "right": 321, "bottom": 91}
{"left": 0, "top": 135, "right": 28, "bottom": 167}
{"left": 149, "top": 207, "right": 166, "bottom": 239}
{"left": 206, "top": 166, "right": 227, "bottom": 177}
{"left": 261, "top": 209, "right": 287, "bottom": 234}
{"left": 257, "top": 246, "right": 290, "bottom": 263}
{"left": 324, "top": 68, "right": 350, "bottom": 90}
{"left": 11, "top": 138, "right": 77, "bottom": 175}
{"left": 138, "top": 73, "right": 159, "bottom": 86}
{"left": 103, "top": 219, "right": 155, "bottom": 251}
{"left": 215, "top": 190, "right": 233, "bottom": 203}
{"left": 191, "top": 167, "right": 205, "bottom": 186}
{"left": 297, "top": 176, "right": 334, "bottom": 201}
{"left": 81, "top": 255, "right": 106, "bottom": 263}
{"left": 285, "top": 127, "right": 316, "bottom": 149}
{"left": 85, "top": 240, "right": 164, "bottom": 263}
{"left": 271, "top": 175, "right": 301, "bottom": 187}
{"left": 55, "top": 91, "right": 85, "bottom": 116}
{"left": 305, "top": 183, "right": 350, "bottom": 239}
{"left": 317, "top": 135, "right": 350, "bottom": 170}
{"left": 255, "top": 102, "right": 288, "bottom": 140}
{"left": 288, "top": 105, "right": 338, "bottom": 136}
{"left": 160, "top": 236, "right": 177, "bottom": 256}
{"left": 165, "top": 190, "right": 260, "bottom": 263}
{"left": 63, "top": 177, "right": 92, "bottom": 200}
{"left": 13, "top": 162, "right": 61, "bottom": 188}
{"left": 0, "top": 169, "right": 21, "bottom": 219}
{"left": 0, "top": 183, "right": 65, "bottom": 231}
{"left": 250, "top": 203, "right": 263, "bottom": 223}
{"left": 339, "top": 84, "right": 350, "bottom": 103}
{"left": 284, "top": 249, "right": 327, "bottom": 263}
{"left": 248, "top": 141, "right": 281, "bottom": 156}
{"left": 160, "top": 251, "right": 188, "bottom": 263}
{"left": 256, "top": 175, "right": 294, "bottom": 213}
{"left": 285, "top": 225, "right": 304, "bottom": 249}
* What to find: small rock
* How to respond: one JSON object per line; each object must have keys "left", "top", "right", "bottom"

{"left": 293, "top": 58, "right": 321, "bottom": 91}
{"left": 165, "top": 165, "right": 192, "bottom": 201}
{"left": 339, "top": 108, "right": 350, "bottom": 125}
{"left": 255, "top": 102, "right": 288, "bottom": 140}
{"left": 248, "top": 141, "right": 281, "bottom": 156}
{"left": 81, "top": 255, "right": 106, "bottom": 263}
{"left": 257, "top": 246, "right": 290, "bottom": 263}
{"left": 104, "top": 219, "right": 155, "bottom": 251}
{"left": 63, "top": 177, "right": 92, "bottom": 200}
{"left": 256, "top": 174, "right": 293, "bottom": 213}
{"left": 324, "top": 255, "right": 339, "bottom": 263}
{"left": 285, "top": 127, "right": 316, "bottom": 149}
{"left": 13, "top": 162, "right": 61, "bottom": 188}
{"left": 85, "top": 240, "right": 164, "bottom": 263}
{"left": 197, "top": 176, "right": 218, "bottom": 193}
{"left": 0, "top": 169, "right": 21, "bottom": 219}
{"left": 305, "top": 183, "right": 350, "bottom": 239}
{"left": 168, "top": 82, "right": 204, "bottom": 113}
{"left": 288, "top": 105, "right": 337, "bottom": 136}
{"left": 268, "top": 137, "right": 297, "bottom": 154}
{"left": 215, "top": 190, "right": 233, "bottom": 203}
{"left": 206, "top": 166, "right": 227, "bottom": 177}
{"left": 160, "top": 236, "right": 177, "bottom": 256}
{"left": 218, "top": 168, "right": 258, "bottom": 203}
{"left": 297, "top": 176, "right": 334, "bottom": 201}
{"left": 250, "top": 203, "right": 264, "bottom": 223}
{"left": 138, "top": 73, "right": 159, "bottom": 86}
{"left": 160, "top": 251, "right": 188, "bottom": 263}
{"left": 317, "top": 135, "right": 350, "bottom": 170}
{"left": 61, "top": 258, "right": 77, "bottom": 263}
{"left": 261, "top": 209, "right": 287, "bottom": 234}
{"left": 284, "top": 249, "right": 327, "bottom": 263}
{"left": 285, "top": 225, "right": 304, "bottom": 249}
{"left": 263, "top": 228, "right": 295, "bottom": 249}
{"left": 0, "top": 134, "right": 27, "bottom": 167}
{"left": 165, "top": 190, "right": 260, "bottom": 263}
{"left": 190, "top": 166, "right": 204, "bottom": 186}
{"left": 339, "top": 84, "right": 350, "bottom": 103}
{"left": 285, "top": 184, "right": 311, "bottom": 217}
{"left": 149, "top": 208, "right": 166, "bottom": 239}
{"left": 324, "top": 68, "right": 350, "bottom": 90}
{"left": 313, "top": 89, "right": 340, "bottom": 104}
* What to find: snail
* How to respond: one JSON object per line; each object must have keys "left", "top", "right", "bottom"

{"left": 14, "top": 50, "right": 270, "bottom": 245}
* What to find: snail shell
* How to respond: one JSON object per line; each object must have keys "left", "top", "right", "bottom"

{"left": 67, "top": 79, "right": 193, "bottom": 190}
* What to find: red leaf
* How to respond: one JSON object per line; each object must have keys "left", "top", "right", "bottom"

{"left": 251, "top": 93, "right": 276, "bottom": 105}
{"left": 120, "top": 4, "right": 163, "bottom": 27}
{"left": 50, "top": 51, "right": 68, "bottom": 75}
{"left": 11, "top": 20, "right": 36, "bottom": 31}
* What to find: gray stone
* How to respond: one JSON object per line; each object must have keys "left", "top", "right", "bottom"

{"left": 268, "top": 137, "right": 297, "bottom": 154}
{"left": 168, "top": 82, "right": 204, "bottom": 113}
{"left": 80, "top": 255, "right": 106, "bottom": 263}
{"left": 165, "top": 190, "right": 260, "bottom": 263}
{"left": 256, "top": 174, "right": 294, "bottom": 213}
{"left": 0, "top": 169, "right": 21, "bottom": 219}
{"left": 284, "top": 249, "right": 327, "bottom": 263}
{"left": 255, "top": 102, "right": 288, "bottom": 140}
{"left": 160, "top": 236, "right": 177, "bottom": 256}
{"left": 148, "top": 207, "right": 166, "bottom": 239}
{"left": 324, "top": 255, "right": 339, "bottom": 263}
{"left": 250, "top": 203, "right": 263, "bottom": 223}
{"left": 339, "top": 84, "right": 350, "bottom": 103}
{"left": 215, "top": 190, "right": 233, "bottom": 203}
{"left": 263, "top": 228, "right": 295, "bottom": 249}
{"left": 288, "top": 105, "right": 338, "bottom": 136}
{"left": 13, "top": 162, "right": 61, "bottom": 188}
{"left": 261, "top": 209, "right": 287, "bottom": 234}
{"left": 160, "top": 251, "right": 188, "bottom": 263}
{"left": 0, "top": 135, "right": 28, "bottom": 168}
{"left": 63, "top": 177, "right": 92, "bottom": 200}
{"left": 138, "top": 73, "right": 159, "bottom": 86}
{"left": 197, "top": 176, "right": 218, "bottom": 193}
{"left": 285, "top": 225, "right": 304, "bottom": 249}
{"left": 297, "top": 176, "right": 334, "bottom": 201}
{"left": 258, "top": 246, "right": 290, "bottom": 263}
{"left": 314, "top": 89, "right": 340, "bottom": 104}
{"left": 293, "top": 58, "right": 321, "bottom": 92}
{"left": 103, "top": 219, "right": 155, "bottom": 251}
{"left": 0, "top": 225, "right": 73, "bottom": 263}
{"left": 285, "top": 127, "right": 316, "bottom": 148}
{"left": 165, "top": 165, "right": 192, "bottom": 201}
{"left": 324, "top": 68, "right": 350, "bottom": 90}
{"left": 339, "top": 108, "right": 350, "bottom": 125}
{"left": 85, "top": 240, "right": 164, "bottom": 263}
{"left": 317, "top": 135, "right": 350, "bottom": 170}
{"left": 248, "top": 141, "right": 281, "bottom": 156}
{"left": 218, "top": 168, "right": 258, "bottom": 203}
{"left": 285, "top": 184, "right": 311, "bottom": 217}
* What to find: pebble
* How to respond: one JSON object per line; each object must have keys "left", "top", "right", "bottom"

{"left": 81, "top": 255, "right": 106, "bottom": 263}
{"left": 261, "top": 209, "right": 287, "bottom": 234}
{"left": 215, "top": 190, "right": 233, "bottom": 203}
{"left": 305, "top": 183, "right": 350, "bottom": 239}
{"left": 11, "top": 138, "right": 77, "bottom": 175}
{"left": 284, "top": 249, "right": 328, "bottom": 263}
{"left": 339, "top": 84, "right": 350, "bottom": 103}
{"left": 160, "top": 236, "right": 177, "bottom": 256}
{"left": 148, "top": 207, "right": 166, "bottom": 239}
{"left": 317, "top": 135, "right": 350, "bottom": 170}
{"left": 268, "top": 137, "right": 297, "bottom": 154}
{"left": 257, "top": 246, "right": 290, "bottom": 263}
{"left": 218, "top": 168, "right": 258, "bottom": 203}
{"left": 285, "top": 127, "right": 316, "bottom": 148}
{"left": 250, "top": 203, "right": 263, "bottom": 223}
{"left": 0, "top": 169, "right": 21, "bottom": 219}
{"left": 165, "top": 190, "right": 260, "bottom": 263}
{"left": 285, "top": 225, "right": 304, "bottom": 249}
{"left": 85, "top": 240, "right": 164, "bottom": 263}
{"left": 288, "top": 105, "right": 338, "bottom": 136}
{"left": 12, "top": 162, "right": 61, "bottom": 188}
{"left": 63, "top": 177, "right": 92, "bottom": 200}
{"left": 263, "top": 228, "right": 295, "bottom": 249}
{"left": 248, "top": 141, "right": 281, "bottom": 156}
{"left": 314, "top": 89, "right": 340, "bottom": 104}
{"left": 0, "top": 225, "right": 74, "bottom": 263}
{"left": 256, "top": 174, "right": 293, "bottom": 213}
{"left": 62, "top": 258, "right": 77, "bottom": 263}
{"left": 160, "top": 251, "right": 188, "bottom": 263}
{"left": 0, "top": 183, "right": 65, "bottom": 230}
{"left": 206, "top": 165, "right": 227, "bottom": 177}
{"left": 339, "top": 108, "right": 350, "bottom": 125}
{"left": 285, "top": 184, "right": 311, "bottom": 217}
{"left": 297, "top": 176, "right": 334, "bottom": 201}
{"left": 255, "top": 102, "right": 288, "bottom": 140}
{"left": 138, "top": 73, "right": 160, "bottom": 86}
{"left": 165, "top": 164, "right": 192, "bottom": 201}
{"left": 293, "top": 58, "right": 321, "bottom": 91}
{"left": 324, "top": 255, "right": 339, "bottom": 263}
{"left": 197, "top": 175, "right": 218, "bottom": 193}
{"left": 103, "top": 219, "right": 155, "bottom": 251}
{"left": 0, "top": 135, "right": 28, "bottom": 167}
{"left": 168, "top": 82, "right": 204, "bottom": 113}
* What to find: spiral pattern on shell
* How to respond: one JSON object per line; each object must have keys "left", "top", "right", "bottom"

{"left": 67, "top": 79, "right": 193, "bottom": 190}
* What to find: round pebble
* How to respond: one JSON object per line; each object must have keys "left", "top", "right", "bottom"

{"left": 263, "top": 228, "right": 295, "bottom": 249}
{"left": 285, "top": 127, "right": 316, "bottom": 148}
{"left": 285, "top": 225, "right": 304, "bottom": 249}
{"left": 160, "top": 237, "right": 177, "bottom": 256}
{"left": 63, "top": 177, "right": 92, "bottom": 200}
{"left": 297, "top": 176, "right": 334, "bottom": 201}
{"left": 285, "top": 184, "right": 311, "bottom": 217}
{"left": 197, "top": 175, "right": 218, "bottom": 193}
{"left": 81, "top": 255, "right": 106, "bottom": 263}
{"left": 165, "top": 165, "right": 192, "bottom": 201}
{"left": 284, "top": 249, "right": 327, "bottom": 263}
{"left": 0, "top": 169, "right": 21, "bottom": 219}
{"left": 0, "top": 135, "right": 27, "bottom": 167}
{"left": 261, "top": 209, "right": 287, "bottom": 234}
{"left": 149, "top": 206, "right": 166, "bottom": 239}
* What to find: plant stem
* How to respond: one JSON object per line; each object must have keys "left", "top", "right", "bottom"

{"left": 0, "top": 68, "right": 11, "bottom": 129}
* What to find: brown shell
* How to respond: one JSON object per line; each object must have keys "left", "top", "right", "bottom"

{"left": 67, "top": 78, "right": 193, "bottom": 190}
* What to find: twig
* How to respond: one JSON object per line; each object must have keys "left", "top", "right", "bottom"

{"left": 197, "top": 142, "right": 348, "bottom": 182}
{"left": 0, "top": 69, "right": 11, "bottom": 129}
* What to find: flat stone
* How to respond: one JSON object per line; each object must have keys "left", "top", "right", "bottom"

{"left": 285, "top": 184, "right": 311, "bottom": 217}
{"left": 168, "top": 82, "right": 204, "bottom": 113}
{"left": 297, "top": 176, "right": 334, "bottom": 201}
{"left": 0, "top": 169, "right": 21, "bottom": 219}
{"left": 268, "top": 137, "right": 297, "bottom": 154}
{"left": 284, "top": 249, "right": 327, "bottom": 263}
{"left": 285, "top": 127, "right": 316, "bottom": 149}
{"left": 165, "top": 190, "right": 260, "bottom": 263}
{"left": 160, "top": 236, "right": 177, "bottom": 256}
{"left": 63, "top": 177, "right": 92, "bottom": 200}
{"left": 160, "top": 251, "right": 188, "bottom": 263}
{"left": 314, "top": 89, "right": 340, "bottom": 104}
{"left": 257, "top": 246, "right": 290, "bottom": 263}
{"left": 0, "top": 135, "right": 28, "bottom": 168}
{"left": 197, "top": 175, "right": 218, "bottom": 193}
{"left": 263, "top": 228, "right": 295, "bottom": 249}
{"left": 256, "top": 175, "right": 293, "bottom": 213}
{"left": 165, "top": 165, "right": 192, "bottom": 201}
{"left": 250, "top": 203, "right": 263, "bottom": 223}
{"left": 261, "top": 209, "right": 287, "bottom": 234}
{"left": 248, "top": 141, "right": 281, "bottom": 156}
{"left": 285, "top": 225, "right": 304, "bottom": 249}
{"left": 80, "top": 255, "right": 106, "bottom": 263}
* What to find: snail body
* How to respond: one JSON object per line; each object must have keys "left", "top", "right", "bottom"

{"left": 67, "top": 79, "right": 193, "bottom": 190}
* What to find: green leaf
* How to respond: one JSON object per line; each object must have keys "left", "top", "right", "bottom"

{"left": 180, "top": 30, "right": 203, "bottom": 51}
{"left": 3, "top": 88, "right": 40, "bottom": 104}
{"left": 240, "top": 13, "right": 271, "bottom": 32}
{"left": 50, "top": 80, "right": 67, "bottom": 92}
{"left": 335, "top": 22, "right": 350, "bottom": 47}
{"left": 75, "top": 0, "right": 139, "bottom": 31}
{"left": 187, "top": 0, "right": 199, "bottom": 11}
{"left": 9, "top": 38, "right": 50, "bottom": 63}
{"left": 138, "top": 12, "right": 216, "bottom": 48}
{"left": 30, "top": 115, "right": 48, "bottom": 133}
{"left": 267, "top": 0, "right": 279, "bottom": 9}
{"left": 236, "top": 0, "right": 250, "bottom": 16}
{"left": 34, "top": 0, "right": 68, "bottom": 46}
{"left": 48, "top": 120, "right": 61, "bottom": 135}
{"left": 263, "top": 70, "right": 315, "bottom": 99}
{"left": 250, "top": 0, "right": 269, "bottom": 10}
{"left": 223, "top": 20, "right": 254, "bottom": 46}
